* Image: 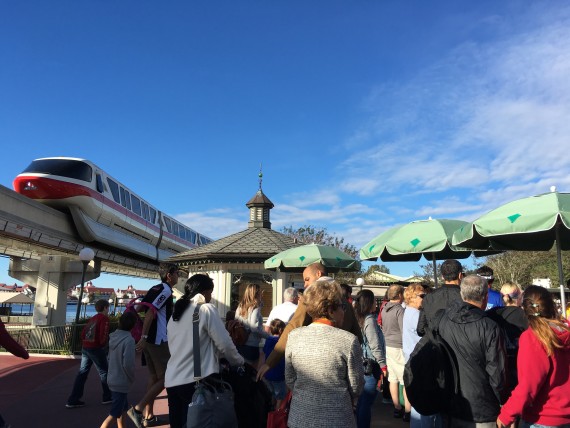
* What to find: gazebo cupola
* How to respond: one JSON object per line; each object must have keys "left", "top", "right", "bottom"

{"left": 246, "top": 169, "right": 274, "bottom": 229}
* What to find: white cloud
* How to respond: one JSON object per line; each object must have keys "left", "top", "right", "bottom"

{"left": 337, "top": 6, "right": 570, "bottom": 216}
{"left": 176, "top": 211, "right": 245, "bottom": 240}
{"left": 183, "top": 6, "right": 570, "bottom": 254}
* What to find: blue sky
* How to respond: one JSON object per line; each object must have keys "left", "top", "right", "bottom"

{"left": 1, "top": 1, "right": 570, "bottom": 289}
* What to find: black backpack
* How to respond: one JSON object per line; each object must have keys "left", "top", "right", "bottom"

{"left": 403, "top": 310, "right": 459, "bottom": 416}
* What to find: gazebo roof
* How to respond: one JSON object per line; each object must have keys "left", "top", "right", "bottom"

{"left": 167, "top": 227, "right": 300, "bottom": 266}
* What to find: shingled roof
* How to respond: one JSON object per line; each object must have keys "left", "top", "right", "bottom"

{"left": 167, "top": 227, "right": 299, "bottom": 266}
{"left": 167, "top": 177, "right": 300, "bottom": 266}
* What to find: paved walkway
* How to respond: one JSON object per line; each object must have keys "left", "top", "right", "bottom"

{"left": 0, "top": 353, "right": 405, "bottom": 428}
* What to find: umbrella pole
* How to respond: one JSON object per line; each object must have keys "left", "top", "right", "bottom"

{"left": 555, "top": 225, "right": 567, "bottom": 319}
{"left": 432, "top": 254, "right": 438, "bottom": 288}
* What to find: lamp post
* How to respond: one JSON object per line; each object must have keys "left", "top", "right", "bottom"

{"left": 356, "top": 277, "right": 365, "bottom": 291}
{"left": 74, "top": 247, "right": 95, "bottom": 324}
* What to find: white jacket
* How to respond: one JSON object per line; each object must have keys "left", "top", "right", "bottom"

{"left": 165, "top": 293, "right": 244, "bottom": 388}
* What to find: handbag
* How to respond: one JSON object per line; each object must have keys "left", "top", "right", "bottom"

{"left": 187, "top": 304, "right": 238, "bottom": 428}
{"left": 363, "top": 357, "right": 381, "bottom": 380}
{"left": 266, "top": 390, "right": 292, "bottom": 428}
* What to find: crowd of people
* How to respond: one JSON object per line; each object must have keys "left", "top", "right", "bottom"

{"left": 6, "top": 259, "right": 563, "bottom": 428}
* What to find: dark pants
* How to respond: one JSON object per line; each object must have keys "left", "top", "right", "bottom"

{"left": 68, "top": 347, "right": 112, "bottom": 404}
{"left": 166, "top": 382, "right": 197, "bottom": 428}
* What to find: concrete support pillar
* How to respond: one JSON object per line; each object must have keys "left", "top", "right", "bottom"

{"left": 9, "top": 255, "right": 101, "bottom": 326}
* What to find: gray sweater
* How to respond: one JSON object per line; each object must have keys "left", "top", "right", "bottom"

{"left": 381, "top": 302, "right": 404, "bottom": 348}
{"left": 107, "top": 330, "right": 135, "bottom": 393}
{"left": 285, "top": 323, "right": 364, "bottom": 428}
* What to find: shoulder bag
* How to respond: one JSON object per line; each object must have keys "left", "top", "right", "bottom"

{"left": 187, "top": 304, "right": 238, "bottom": 428}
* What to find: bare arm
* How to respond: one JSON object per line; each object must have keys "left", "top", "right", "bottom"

{"left": 135, "top": 310, "right": 155, "bottom": 351}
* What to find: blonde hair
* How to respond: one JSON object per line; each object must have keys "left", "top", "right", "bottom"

{"left": 500, "top": 282, "right": 522, "bottom": 306}
{"left": 238, "top": 283, "right": 261, "bottom": 317}
{"left": 404, "top": 284, "right": 424, "bottom": 305}
{"left": 303, "top": 280, "right": 342, "bottom": 321}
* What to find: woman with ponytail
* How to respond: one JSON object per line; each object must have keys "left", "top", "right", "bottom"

{"left": 164, "top": 274, "right": 244, "bottom": 428}
{"left": 497, "top": 285, "right": 570, "bottom": 428}
{"left": 354, "top": 289, "right": 387, "bottom": 428}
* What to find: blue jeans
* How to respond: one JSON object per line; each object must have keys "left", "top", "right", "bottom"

{"left": 356, "top": 374, "right": 379, "bottom": 428}
{"left": 520, "top": 422, "right": 570, "bottom": 428}
{"left": 410, "top": 408, "right": 443, "bottom": 428}
{"left": 68, "top": 347, "right": 112, "bottom": 404}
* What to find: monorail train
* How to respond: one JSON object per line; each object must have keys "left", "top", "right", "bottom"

{"left": 13, "top": 157, "right": 212, "bottom": 261}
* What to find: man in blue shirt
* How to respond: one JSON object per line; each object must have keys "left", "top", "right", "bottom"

{"left": 476, "top": 266, "right": 504, "bottom": 310}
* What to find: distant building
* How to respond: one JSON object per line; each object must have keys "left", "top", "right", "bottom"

{"left": 533, "top": 278, "right": 552, "bottom": 288}
{"left": 68, "top": 282, "right": 146, "bottom": 302}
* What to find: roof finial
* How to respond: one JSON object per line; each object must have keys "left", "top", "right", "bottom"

{"left": 258, "top": 163, "right": 263, "bottom": 191}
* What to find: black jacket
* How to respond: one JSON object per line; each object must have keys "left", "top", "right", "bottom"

{"left": 439, "top": 300, "right": 507, "bottom": 423}
{"left": 417, "top": 284, "right": 462, "bottom": 336}
{"left": 486, "top": 306, "right": 528, "bottom": 393}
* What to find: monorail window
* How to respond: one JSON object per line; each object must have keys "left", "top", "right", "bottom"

{"left": 164, "top": 217, "right": 172, "bottom": 233}
{"left": 124, "top": 190, "right": 131, "bottom": 210}
{"left": 21, "top": 159, "right": 93, "bottom": 182}
{"left": 188, "top": 230, "right": 197, "bottom": 244}
{"left": 149, "top": 208, "right": 157, "bottom": 224}
{"left": 142, "top": 202, "right": 150, "bottom": 221}
{"left": 120, "top": 188, "right": 127, "bottom": 208}
{"left": 179, "top": 227, "right": 186, "bottom": 240}
{"left": 107, "top": 179, "right": 120, "bottom": 203}
{"left": 96, "top": 174, "right": 104, "bottom": 193}
{"left": 131, "top": 195, "right": 142, "bottom": 216}
{"left": 172, "top": 222, "right": 179, "bottom": 237}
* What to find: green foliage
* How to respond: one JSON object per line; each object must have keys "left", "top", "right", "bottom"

{"left": 366, "top": 264, "right": 390, "bottom": 275}
{"left": 485, "top": 249, "right": 570, "bottom": 287}
{"left": 281, "top": 225, "right": 359, "bottom": 259}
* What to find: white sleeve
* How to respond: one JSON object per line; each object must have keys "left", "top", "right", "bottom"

{"left": 204, "top": 305, "right": 244, "bottom": 367}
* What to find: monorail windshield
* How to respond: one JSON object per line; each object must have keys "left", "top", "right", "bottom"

{"left": 22, "top": 159, "right": 93, "bottom": 182}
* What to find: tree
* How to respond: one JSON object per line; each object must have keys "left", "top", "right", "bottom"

{"left": 280, "top": 225, "right": 359, "bottom": 259}
{"left": 365, "top": 264, "right": 390, "bottom": 275}
{"left": 485, "top": 249, "right": 570, "bottom": 287}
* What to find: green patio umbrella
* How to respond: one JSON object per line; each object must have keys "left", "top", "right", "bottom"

{"left": 452, "top": 187, "right": 570, "bottom": 316}
{"left": 264, "top": 243, "right": 361, "bottom": 273}
{"left": 360, "top": 218, "right": 490, "bottom": 287}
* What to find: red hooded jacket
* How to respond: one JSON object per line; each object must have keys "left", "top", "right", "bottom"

{"left": 498, "top": 322, "right": 570, "bottom": 426}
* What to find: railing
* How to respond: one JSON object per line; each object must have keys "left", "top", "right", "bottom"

{"left": 2, "top": 323, "right": 118, "bottom": 355}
